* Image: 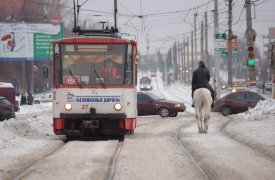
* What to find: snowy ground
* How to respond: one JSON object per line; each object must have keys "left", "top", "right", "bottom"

{"left": 0, "top": 72, "right": 274, "bottom": 179}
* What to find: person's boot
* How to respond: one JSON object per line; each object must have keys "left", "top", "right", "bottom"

{"left": 211, "top": 99, "right": 215, "bottom": 108}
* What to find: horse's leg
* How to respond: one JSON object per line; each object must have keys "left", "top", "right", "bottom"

{"left": 204, "top": 114, "right": 210, "bottom": 133}
{"left": 198, "top": 113, "right": 204, "bottom": 134}
{"left": 196, "top": 114, "right": 201, "bottom": 133}
{"left": 201, "top": 114, "right": 205, "bottom": 133}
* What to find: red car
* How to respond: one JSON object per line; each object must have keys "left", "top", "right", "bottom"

{"left": 0, "top": 96, "right": 16, "bottom": 121}
{"left": 137, "top": 92, "right": 186, "bottom": 117}
{"left": 212, "top": 90, "right": 265, "bottom": 116}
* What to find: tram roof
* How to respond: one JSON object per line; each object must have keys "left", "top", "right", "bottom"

{"left": 54, "top": 36, "right": 135, "bottom": 45}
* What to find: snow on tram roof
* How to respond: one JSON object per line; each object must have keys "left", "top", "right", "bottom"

{"left": 0, "top": 82, "right": 14, "bottom": 88}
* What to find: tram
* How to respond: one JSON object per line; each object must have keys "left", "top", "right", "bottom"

{"left": 52, "top": 1, "right": 138, "bottom": 138}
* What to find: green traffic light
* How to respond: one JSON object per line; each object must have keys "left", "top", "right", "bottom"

{"left": 248, "top": 59, "right": 255, "bottom": 65}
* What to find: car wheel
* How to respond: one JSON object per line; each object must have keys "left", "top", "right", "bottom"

{"left": 159, "top": 107, "right": 170, "bottom": 118}
{"left": 169, "top": 112, "right": 178, "bottom": 117}
{"left": 34, "top": 100, "right": 40, "bottom": 104}
{"left": 221, "top": 106, "right": 232, "bottom": 116}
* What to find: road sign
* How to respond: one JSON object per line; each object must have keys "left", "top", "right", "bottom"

{"left": 215, "top": 33, "right": 226, "bottom": 50}
{"left": 221, "top": 49, "right": 237, "bottom": 58}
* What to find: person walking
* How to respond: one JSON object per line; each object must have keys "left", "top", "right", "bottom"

{"left": 20, "top": 92, "right": 27, "bottom": 106}
{"left": 27, "top": 93, "right": 34, "bottom": 105}
{"left": 191, "top": 61, "right": 216, "bottom": 107}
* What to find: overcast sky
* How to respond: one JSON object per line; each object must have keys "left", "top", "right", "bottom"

{"left": 72, "top": 0, "right": 275, "bottom": 55}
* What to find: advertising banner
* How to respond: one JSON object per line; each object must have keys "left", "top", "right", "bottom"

{"left": 0, "top": 22, "right": 63, "bottom": 61}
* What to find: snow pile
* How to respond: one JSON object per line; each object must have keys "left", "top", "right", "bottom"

{"left": 17, "top": 102, "right": 52, "bottom": 115}
{"left": 227, "top": 99, "right": 275, "bottom": 154}
{"left": 0, "top": 103, "right": 54, "bottom": 156}
{"left": 237, "top": 99, "right": 275, "bottom": 121}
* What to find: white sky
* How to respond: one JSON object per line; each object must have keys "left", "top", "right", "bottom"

{"left": 69, "top": 0, "right": 275, "bottom": 55}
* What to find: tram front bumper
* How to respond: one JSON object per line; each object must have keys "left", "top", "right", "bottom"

{"left": 60, "top": 113, "right": 126, "bottom": 120}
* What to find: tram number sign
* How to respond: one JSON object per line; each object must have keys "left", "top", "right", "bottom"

{"left": 63, "top": 76, "right": 81, "bottom": 84}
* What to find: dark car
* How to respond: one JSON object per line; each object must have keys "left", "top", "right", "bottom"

{"left": 0, "top": 96, "right": 16, "bottom": 121}
{"left": 212, "top": 90, "right": 265, "bottom": 116}
{"left": 137, "top": 92, "right": 186, "bottom": 117}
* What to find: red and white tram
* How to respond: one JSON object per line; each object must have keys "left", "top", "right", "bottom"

{"left": 52, "top": 36, "right": 138, "bottom": 138}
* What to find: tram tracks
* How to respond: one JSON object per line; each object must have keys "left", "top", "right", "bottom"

{"left": 106, "top": 141, "right": 124, "bottom": 180}
{"left": 153, "top": 79, "right": 210, "bottom": 179}
{"left": 174, "top": 122, "right": 211, "bottom": 180}
{"left": 12, "top": 139, "right": 124, "bottom": 180}
{"left": 13, "top": 141, "right": 64, "bottom": 180}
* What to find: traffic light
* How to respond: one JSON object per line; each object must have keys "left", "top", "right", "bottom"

{"left": 42, "top": 67, "right": 48, "bottom": 78}
{"left": 247, "top": 45, "right": 255, "bottom": 66}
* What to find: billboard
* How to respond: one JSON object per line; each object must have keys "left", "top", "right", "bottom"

{"left": 0, "top": 23, "right": 63, "bottom": 61}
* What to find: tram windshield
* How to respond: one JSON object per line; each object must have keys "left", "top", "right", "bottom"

{"left": 54, "top": 43, "right": 133, "bottom": 85}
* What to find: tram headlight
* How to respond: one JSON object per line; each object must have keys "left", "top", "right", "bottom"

{"left": 64, "top": 103, "right": 72, "bottom": 111}
{"left": 114, "top": 103, "right": 122, "bottom": 111}
{"left": 175, "top": 104, "right": 181, "bottom": 108}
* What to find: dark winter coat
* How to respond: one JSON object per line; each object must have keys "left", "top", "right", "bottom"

{"left": 27, "top": 93, "right": 34, "bottom": 105}
{"left": 20, "top": 94, "right": 27, "bottom": 105}
{"left": 192, "top": 66, "right": 210, "bottom": 91}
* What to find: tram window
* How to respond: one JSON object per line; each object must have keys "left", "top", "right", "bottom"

{"left": 59, "top": 44, "right": 127, "bottom": 85}
{"left": 125, "top": 54, "right": 133, "bottom": 84}
{"left": 54, "top": 44, "right": 62, "bottom": 84}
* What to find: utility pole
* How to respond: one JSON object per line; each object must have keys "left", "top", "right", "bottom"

{"left": 214, "top": 0, "right": 220, "bottom": 96}
{"left": 174, "top": 42, "right": 178, "bottom": 80}
{"left": 187, "top": 36, "right": 190, "bottom": 82}
{"left": 201, "top": 20, "right": 204, "bottom": 61}
{"left": 245, "top": 0, "right": 256, "bottom": 81}
{"left": 228, "top": 0, "right": 233, "bottom": 87}
{"left": 171, "top": 44, "right": 175, "bottom": 81}
{"left": 194, "top": 13, "right": 198, "bottom": 65}
{"left": 183, "top": 39, "right": 186, "bottom": 83}
{"left": 205, "top": 11, "right": 209, "bottom": 66}
{"left": 191, "top": 31, "right": 194, "bottom": 73}
{"left": 180, "top": 41, "right": 184, "bottom": 83}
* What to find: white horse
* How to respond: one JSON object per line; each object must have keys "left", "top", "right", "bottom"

{"left": 192, "top": 88, "right": 213, "bottom": 134}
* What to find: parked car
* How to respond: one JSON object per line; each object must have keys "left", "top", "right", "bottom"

{"left": 33, "top": 92, "right": 52, "bottom": 104}
{"left": 247, "top": 81, "right": 258, "bottom": 93}
{"left": 137, "top": 92, "right": 186, "bottom": 117}
{"left": 265, "top": 82, "right": 272, "bottom": 91}
{"left": 0, "top": 96, "right": 16, "bottom": 121}
{"left": 212, "top": 90, "right": 265, "bottom": 116}
{"left": 0, "top": 82, "right": 19, "bottom": 111}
